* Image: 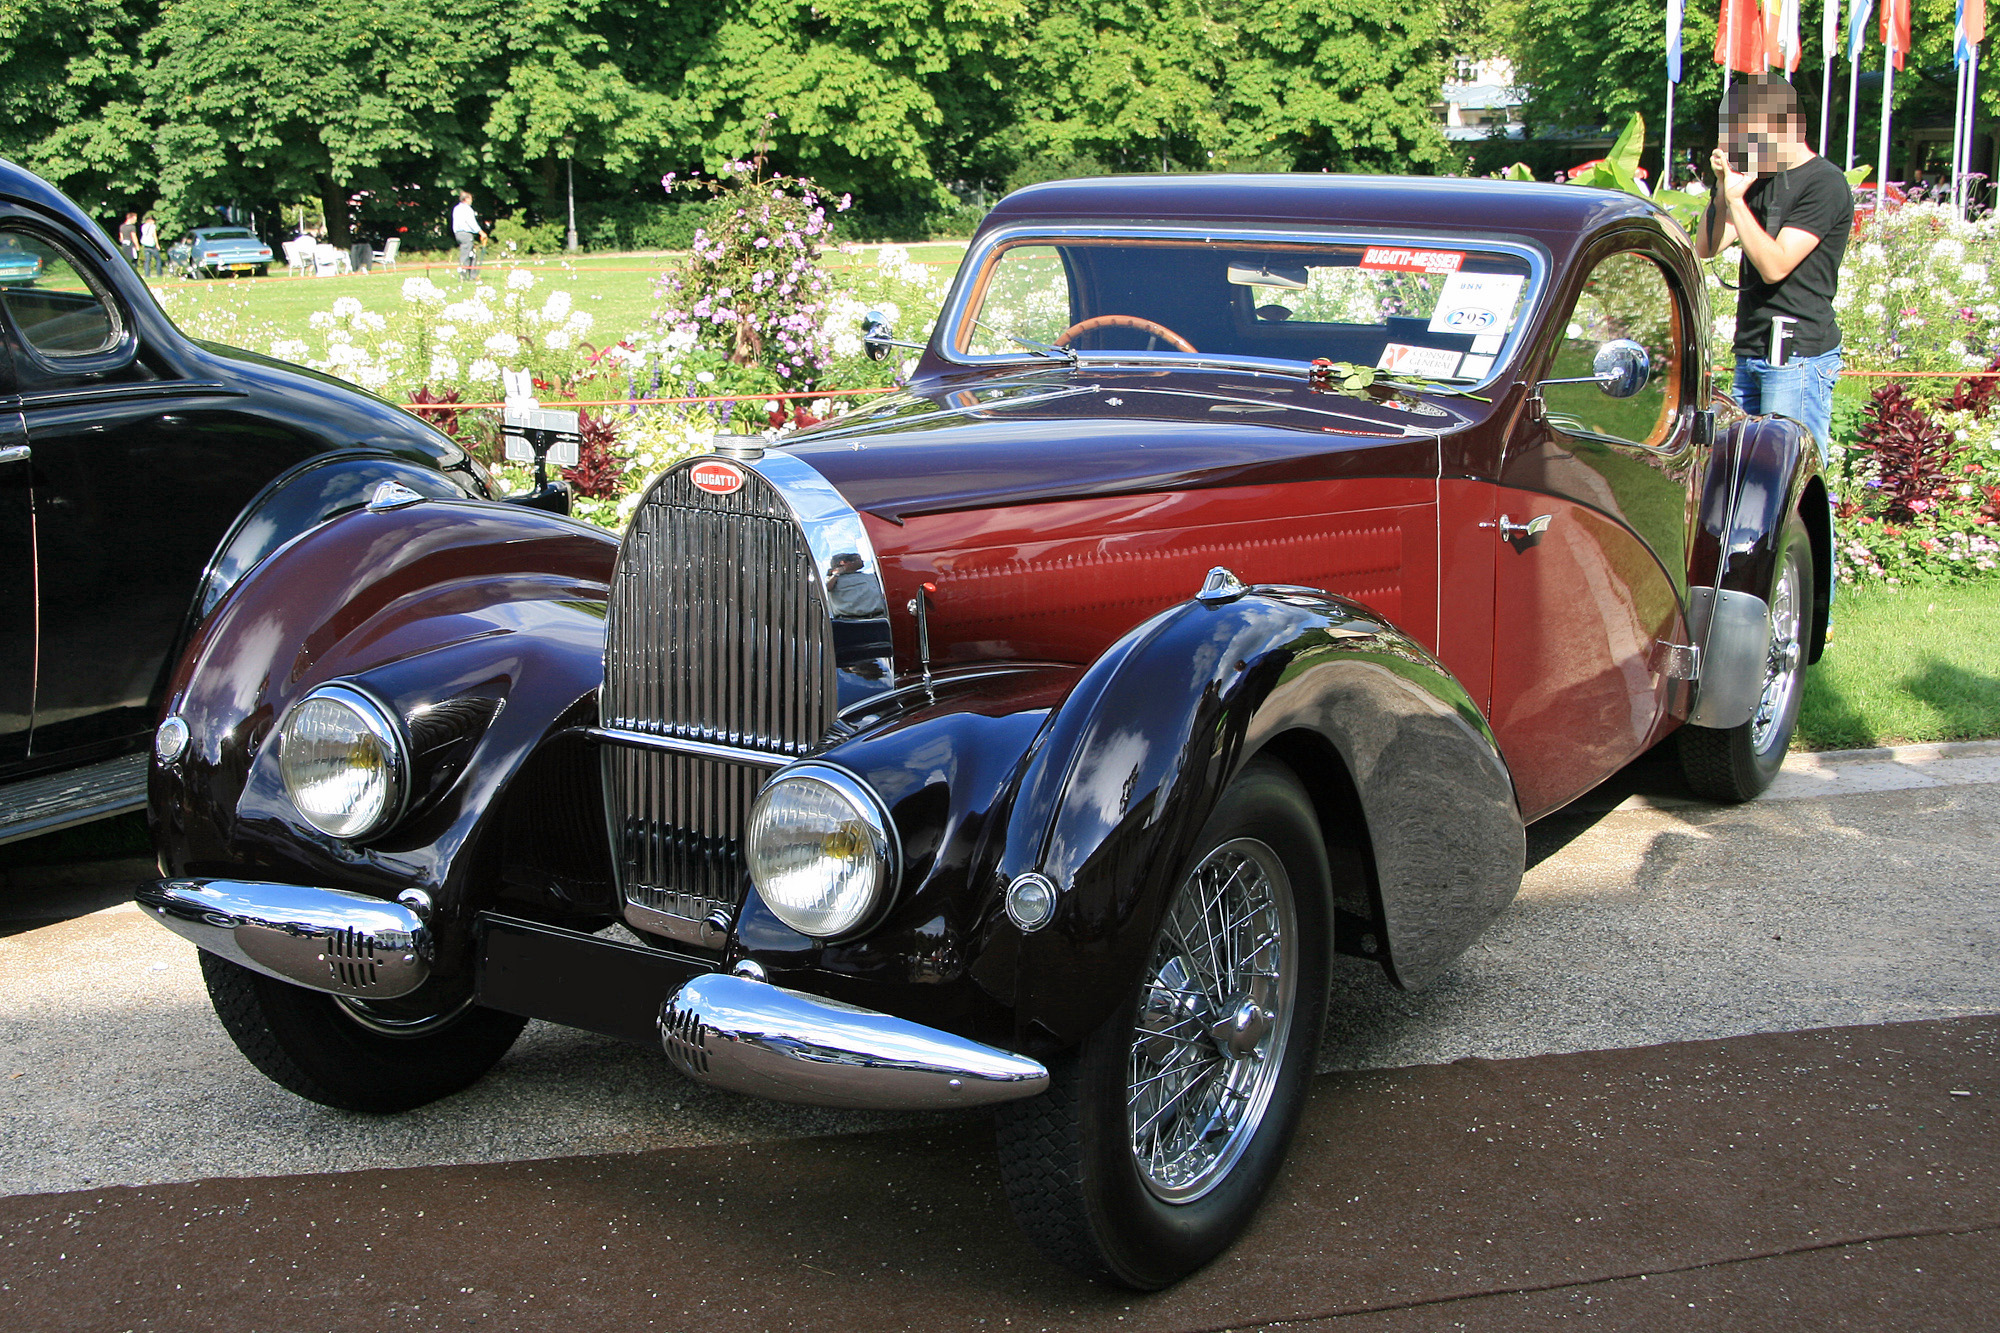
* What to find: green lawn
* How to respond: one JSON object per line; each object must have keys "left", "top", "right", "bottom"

{"left": 141, "top": 242, "right": 968, "bottom": 362}
{"left": 1797, "top": 579, "right": 2000, "bottom": 750}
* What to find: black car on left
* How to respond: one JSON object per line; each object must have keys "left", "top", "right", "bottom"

{"left": 0, "top": 158, "right": 514, "bottom": 843}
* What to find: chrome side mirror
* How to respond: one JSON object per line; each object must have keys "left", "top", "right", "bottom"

{"left": 862, "top": 311, "right": 895, "bottom": 362}
{"left": 1592, "top": 339, "right": 1650, "bottom": 398}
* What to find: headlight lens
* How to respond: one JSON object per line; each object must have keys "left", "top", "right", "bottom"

{"left": 278, "top": 685, "right": 408, "bottom": 839}
{"left": 746, "top": 764, "right": 898, "bottom": 938}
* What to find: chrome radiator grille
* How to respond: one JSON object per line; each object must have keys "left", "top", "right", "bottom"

{"left": 602, "top": 463, "right": 838, "bottom": 942}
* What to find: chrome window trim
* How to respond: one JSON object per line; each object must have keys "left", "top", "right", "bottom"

{"left": 0, "top": 220, "right": 134, "bottom": 375}
{"left": 933, "top": 222, "right": 1552, "bottom": 393}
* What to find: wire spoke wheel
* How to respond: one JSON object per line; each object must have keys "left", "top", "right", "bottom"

{"left": 1128, "top": 837, "right": 1297, "bottom": 1203}
{"left": 1748, "top": 555, "right": 1804, "bottom": 755}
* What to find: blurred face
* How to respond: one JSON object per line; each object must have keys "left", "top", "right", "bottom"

{"left": 1722, "top": 90, "right": 1802, "bottom": 174}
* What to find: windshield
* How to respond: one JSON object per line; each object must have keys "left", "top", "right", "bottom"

{"left": 950, "top": 232, "right": 1538, "bottom": 385}
{"left": 198, "top": 229, "right": 256, "bottom": 241}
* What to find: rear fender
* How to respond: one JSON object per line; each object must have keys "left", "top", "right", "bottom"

{"left": 1687, "top": 414, "right": 1827, "bottom": 728}
{"left": 991, "top": 586, "right": 1523, "bottom": 1050}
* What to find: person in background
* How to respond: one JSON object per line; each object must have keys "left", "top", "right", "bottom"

{"left": 451, "top": 190, "right": 487, "bottom": 281}
{"left": 117, "top": 212, "right": 140, "bottom": 268}
{"left": 139, "top": 215, "right": 161, "bottom": 278}
{"left": 1694, "top": 72, "right": 1853, "bottom": 466}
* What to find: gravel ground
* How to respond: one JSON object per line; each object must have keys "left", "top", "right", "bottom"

{"left": 3, "top": 741, "right": 1996, "bottom": 1199}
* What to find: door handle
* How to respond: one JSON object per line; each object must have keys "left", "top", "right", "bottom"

{"left": 0, "top": 445, "right": 28, "bottom": 466}
{"left": 1490, "top": 513, "right": 1551, "bottom": 548}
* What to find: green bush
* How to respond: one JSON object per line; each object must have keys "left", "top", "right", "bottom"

{"left": 489, "top": 211, "right": 565, "bottom": 255}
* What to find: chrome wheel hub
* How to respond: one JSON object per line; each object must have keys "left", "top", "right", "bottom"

{"left": 1128, "top": 838, "right": 1296, "bottom": 1204}
{"left": 333, "top": 992, "right": 474, "bottom": 1038}
{"left": 1749, "top": 558, "right": 1804, "bottom": 754}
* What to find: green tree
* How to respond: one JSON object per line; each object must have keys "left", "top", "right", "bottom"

{"left": 0, "top": 0, "right": 159, "bottom": 216}
{"left": 145, "top": 0, "right": 502, "bottom": 244}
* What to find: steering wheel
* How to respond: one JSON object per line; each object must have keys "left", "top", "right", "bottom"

{"left": 1053, "top": 315, "right": 1198, "bottom": 354}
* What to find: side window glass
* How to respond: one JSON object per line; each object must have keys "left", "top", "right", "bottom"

{"left": 0, "top": 228, "right": 123, "bottom": 359}
{"left": 961, "top": 245, "right": 1073, "bottom": 355}
{"left": 1543, "top": 252, "right": 1680, "bottom": 447}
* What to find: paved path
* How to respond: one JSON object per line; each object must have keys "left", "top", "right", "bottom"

{"left": 1, "top": 741, "right": 1996, "bottom": 1329}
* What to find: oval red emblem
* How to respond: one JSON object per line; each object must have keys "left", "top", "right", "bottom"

{"left": 689, "top": 461, "right": 746, "bottom": 496}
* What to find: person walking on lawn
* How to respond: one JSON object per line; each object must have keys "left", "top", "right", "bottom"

{"left": 1695, "top": 73, "right": 1854, "bottom": 466}
{"left": 451, "top": 190, "right": 487, "bottom": 281}
{"left": 139, "top": 215, "right": 161, "bottom": 278}
{"left": 117, "top": 212, "right": 140, "bottom": 268}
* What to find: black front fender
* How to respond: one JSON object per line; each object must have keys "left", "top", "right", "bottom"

{"left": 993, "top": 587, "right": 1524, "bottom": 1049}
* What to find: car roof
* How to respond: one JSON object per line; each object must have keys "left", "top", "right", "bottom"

{"left": 980, "top": 173, "right": 1666, "bottom": 252}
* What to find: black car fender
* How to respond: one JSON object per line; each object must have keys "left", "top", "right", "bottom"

{"left": 189, "top": 450, "right": 486, "bottom": 624}
{"left": 1692, "top": 412, "right": 1830, "bottom": 661}
{"left": 152, "top": 499, "right": 621, "bottom": 988}
{"left": 980, "top": 586, "right": 1523, "bottom": 1051}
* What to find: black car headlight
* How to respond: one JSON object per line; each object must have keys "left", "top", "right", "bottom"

{"left": 278, "top": 683, "right": 410, "bottom": 839}
{"left": 746, "top": 763, "right": 899, "bottom": 937}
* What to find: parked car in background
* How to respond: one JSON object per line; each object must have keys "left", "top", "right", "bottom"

{"left": 0, "top": 155, "right": 508, "bottom": 845}
{"left": 140, "top": 174, "right": 1829, "bottom": 1289}
{"left": 166, "top": 225, "right": 274, "bottom": 279}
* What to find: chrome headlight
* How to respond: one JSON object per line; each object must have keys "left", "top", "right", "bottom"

{"left": 746, "top": 763, "right": 899, "bottom": 938}
{"left": 278, "top": 684, "right": 409, "bottom": 840}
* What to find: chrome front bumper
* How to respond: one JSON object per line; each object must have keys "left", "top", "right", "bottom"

{"left": 137, "top": 878, "right": 432, "bottom": 998}
{"left": 660, "top": 973, "right": 1049, "bottom": 1110}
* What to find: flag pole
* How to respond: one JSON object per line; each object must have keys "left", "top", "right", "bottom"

{"left": 1969, "top": 46, "right": 1983, "bottom": 211}
{"left": 1821, "top": 0, "right": 1839, "bottom": 154}
{"left": 1665, "top": 80, "right": 1678, "bottom": 187}
{"left": 1877, "top": 50, "right": 1895, "bottom": 212}
{"left": 1956, "top": 57, "right": 1969, "bottom": 215}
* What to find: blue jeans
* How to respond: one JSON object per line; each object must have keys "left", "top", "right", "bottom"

{"left": 1733, "top": 347, "right": 1842, "bottom": 470}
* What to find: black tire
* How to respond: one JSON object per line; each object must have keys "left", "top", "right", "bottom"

{"left": 994, "top": 756, "right": 1331, "bottom": 1288}
{"left": 1679, "top": 513, "right": 1813, "bottom": 802}
{"left": 199, "top": 952, "right": 527, "bottom": 1113}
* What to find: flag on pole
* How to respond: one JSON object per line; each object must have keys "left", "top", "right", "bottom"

{"left": 1669, "top": 0, "right": 1686, "bottom": 81}
{"left": 1849, "top": 0, "right": 1875, "bottom": 60}
{"left": 1767, "top": 0, "right": 1804, "bottom": 70}
{"left": 1718, "top": 0, "right": 1767, "bottom": 71}
{"left": 1825, "top": 0, "right": 1841, "bottom": 53}
{"left": 1882, "top": 0, "right": 1911, "bottom": 68}
{"left": 1957, "top": 0, "right": 1988, "bottom": 61}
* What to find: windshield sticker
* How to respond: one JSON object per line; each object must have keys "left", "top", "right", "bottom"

{"left": 1471, "top": 332, "right": 1505, "bottom": 355}
{"left": 1377, "top": 343, "right": 1463, "bottom": 378}
{"left": 1358, "top": 246, "right": 1465, "bottom": 274}
{"left": 1427, "top": 272, "right": 1526, "bottom": 336}
{"left": 1460, "top": 354, "right": 1496, "bottom": 379}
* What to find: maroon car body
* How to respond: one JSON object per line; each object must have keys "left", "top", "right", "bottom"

{"left": 138, "top": 175, "right": 1827, "bottom": 1288}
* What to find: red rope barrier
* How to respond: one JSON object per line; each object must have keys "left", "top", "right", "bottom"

{"left": 399, "top": 386, "right": 899, "bottom": 411}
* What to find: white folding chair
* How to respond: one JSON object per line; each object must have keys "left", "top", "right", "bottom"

{"left": 283, "top": 238, "right": 314, "bottom": 277}
{"left": 313, "top": 243, "right": 347, "bottom": 277}
{"left": 371, "top": 236, "right": 400, "bottom": 271}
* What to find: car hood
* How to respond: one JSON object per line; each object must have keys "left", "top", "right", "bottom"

{"left": 786, "top": 368, "right": 1482, "bottom": 522}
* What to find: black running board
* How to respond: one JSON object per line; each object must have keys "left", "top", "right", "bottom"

{"left": 0, "top": 752, "right": 147, "bottom": 846}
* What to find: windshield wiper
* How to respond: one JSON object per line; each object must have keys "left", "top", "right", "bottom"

{"left": 975, "top": 320, "right": 1078, "bottom": 368}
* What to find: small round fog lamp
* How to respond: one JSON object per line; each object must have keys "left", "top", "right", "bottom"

{"left": 1005, "top": 872, "right": 1058, "bottom": 931}
{"left": 154, "top": 714, "right": 191, "bottom": 765}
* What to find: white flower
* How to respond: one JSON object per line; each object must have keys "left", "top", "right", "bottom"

{"left": 332, "top": 296, "right": 363, "bottom": 319}
{"left": 695, "top": 370, "right": 715, "bottom": 384}
{"left": 1931, "top": 237, "right": 1967, "bottom": 261}
{"left": 1863, "top": 303, "right": 1886, "bottom": 317}
{"left": 403, "top": 276, "right": 446, "bottom": 304}
{"left": 435, "top": 324, "right": 458, "bottom": 343}
{"left": 468, "top": 358, "right": 501, "bottom": 383}
{"left": 484, "top": 331, "right": 518, "bottom": 355}
{"left": 355, "top": 311, "right": 386, "bottom": 333}
{"left": 442, "top": 301, "right": 493, "bottom": 326}
{"left": 566, "top": 310, "right": 593, "bottom": 335}
{"left": 475, "top": 284, "right": 497, "bottom": 304}
{"left": 378, "top": 340, "right": 404, "bottom": 358}
{"left": 1963, "top": 263, "right": 1990, "bottom": 287}
{"left": 507, "top": 268, "right": 536, "bottom": 291}
{"left": 429, "top": 353, "right": 460, "bottom": 380}
{"left": 268, "top": 338, "right": 310, "bottom": 361}
{"left": 308, "top": 310, "right": 335, "bottom": 330}
{"left": 541, "top": 290, "right": 573, "bottom": 321}
{"left": 663, "top": 328, "right": 697, "bottom": 353}
{"left": 354, "top": 365, "right": 390, "bottom": 391}
{"left": 1890, "top": 276, "right": 1917, "bottom": 292}
{"left": 544, "top": 328, "right": 571, "bottom": 350}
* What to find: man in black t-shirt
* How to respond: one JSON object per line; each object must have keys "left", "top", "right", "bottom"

{"left": 1694, "top": 73, "right": 1853, "bottom": 464}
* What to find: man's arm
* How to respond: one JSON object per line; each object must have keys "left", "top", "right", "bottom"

{"left": 1693, "top": 147, "right": 1736, "bottom": 258}
{"left": 1727, "top": 200, "right": 1822, "bottom": 283}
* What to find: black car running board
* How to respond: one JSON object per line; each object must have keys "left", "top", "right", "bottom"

{"left": 0, "top": 751, "right": 146, "bottom": 846}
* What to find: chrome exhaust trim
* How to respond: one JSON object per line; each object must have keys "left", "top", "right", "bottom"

{"left": 137, "top": 878, "right": 432, "bottom": 999}
{"left": 659, "top": 973, "right": 1049, "bottom": 1110}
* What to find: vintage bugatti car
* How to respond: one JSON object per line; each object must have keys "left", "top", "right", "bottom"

{"left": 167, "top": 225, "right": 275, "bottom": 279}
{"left": 0, "top": 157, "right": 511, "bottom": 844}
{"left": 139, "top": 175, "right": 1829, "bottom": 1288}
